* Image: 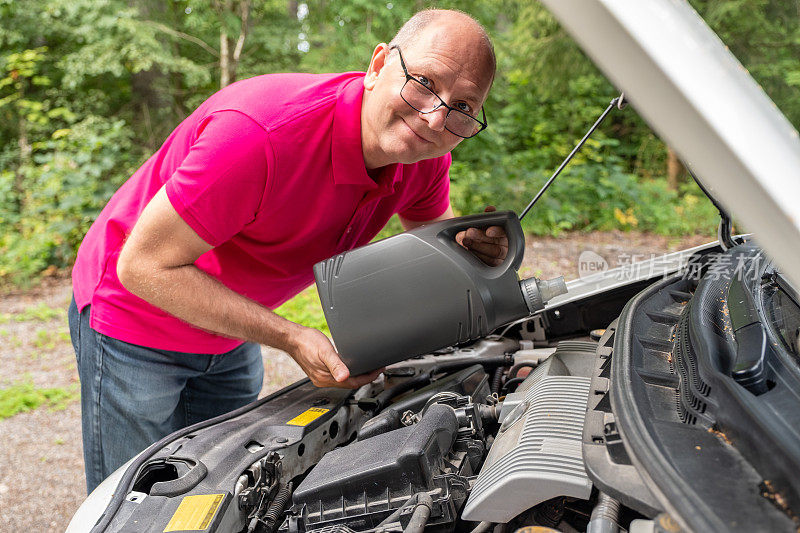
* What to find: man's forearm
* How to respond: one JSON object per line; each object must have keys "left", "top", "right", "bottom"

{"left": 122, "top": 261, "right": 302, "bottom": 353}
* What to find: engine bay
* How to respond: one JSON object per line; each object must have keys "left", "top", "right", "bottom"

{"left": 88, "top": 246, "right": 800, "bottom": 533}
{"left": 286, "top": 340, "right": 602, "bottom": 533}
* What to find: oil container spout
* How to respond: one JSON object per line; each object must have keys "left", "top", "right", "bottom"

{"left": 519, "top": 276, "right": 568, "bottom": 314}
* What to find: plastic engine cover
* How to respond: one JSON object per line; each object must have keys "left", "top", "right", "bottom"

{"left": 292, "top": 404, "right": 459, "bottom": 527}
{"left": 461, "top": 353, "right": 593, "bottom": 523}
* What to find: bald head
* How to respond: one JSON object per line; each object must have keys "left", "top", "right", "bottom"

{"left": 360, "top": 9, "right": 495, "bottom": 168}
{"left": 389, "top": 9, "right": 496, "bottom": 83}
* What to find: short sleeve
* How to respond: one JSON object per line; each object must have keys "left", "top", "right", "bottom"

{"left": 165, "top": 111, "right": 270, "bottom": 247}
{"left": 399, "top": 152, "right": 452, "bottom": 221}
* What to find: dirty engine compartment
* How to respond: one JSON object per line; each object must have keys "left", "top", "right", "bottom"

{"left": 84, "top": 245, "right": 800, "bottom": 533}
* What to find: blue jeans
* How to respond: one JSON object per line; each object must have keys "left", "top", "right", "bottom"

{"left": 68, "top": 297, "right": 264, "bottom": 494}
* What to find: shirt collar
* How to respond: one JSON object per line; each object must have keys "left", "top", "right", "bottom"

{"left": 332, "top": 75, "right": 402, "bottom": 190}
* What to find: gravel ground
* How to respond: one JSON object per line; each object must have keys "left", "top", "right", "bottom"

{"left": 520, "top": 229, "right": 712, "bottom": 281}
{"left": 0, "top": 230, "right": 713, "bottom": 532}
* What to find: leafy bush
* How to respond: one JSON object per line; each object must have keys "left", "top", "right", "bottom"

{"left": 0, "top": 116, "right": 136, "bottom": 284}
{"left": 450, "top": 154, "right": 718, "bottom": 236}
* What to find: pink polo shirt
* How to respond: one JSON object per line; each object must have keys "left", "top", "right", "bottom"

{"left": 72, "top": 72, "right": 451, "bottom": 354}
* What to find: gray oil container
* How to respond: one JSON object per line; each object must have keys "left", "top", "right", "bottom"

{"left": 313, "top": 211, "right": 566, "bottom": 375}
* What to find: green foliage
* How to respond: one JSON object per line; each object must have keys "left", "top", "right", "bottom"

{"left": 0, "top": 0, "right": 796, "bottom": 285}
{"left": 0, "top": 381, "right": 79, "bottom": 420}
{"left": 450, "top": 155, "right": 719, "bottom": 236}
{"left": 690, "top": 0, "right": 800, "bottom": 127}
{"left": 32, "top": 327, "right": 70, "bottom": 350}
{"left": 373, "top": 215, "right": 405, "bottom": 241}
{"left": 0, "top": 116, "right": 135, "bottom": 283}
{"left": 1, "top": 302, "right": 64, "bottom": 322}
{"left": 274, "top": 286, "right": 329, "bottom": 336}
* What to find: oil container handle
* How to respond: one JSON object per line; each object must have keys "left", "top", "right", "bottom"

{"left": 434, "top": 210, "right": 525, "bottom": 273}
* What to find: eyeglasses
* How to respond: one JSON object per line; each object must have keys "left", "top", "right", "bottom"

{"left": 391, "top": 46, "right": 487, "bottom": 139}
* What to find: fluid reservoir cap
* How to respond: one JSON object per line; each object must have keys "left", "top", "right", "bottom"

{"left": 519, "top": 276, "right": 568, "bottom": 314}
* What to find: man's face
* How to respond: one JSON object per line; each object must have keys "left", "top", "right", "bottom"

{"left": 361, "top": 20, "right": 493, "bottom": 169}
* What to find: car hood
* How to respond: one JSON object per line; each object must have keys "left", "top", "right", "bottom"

{"left": 540, "top": 0, "right": 800, "bottom": 290}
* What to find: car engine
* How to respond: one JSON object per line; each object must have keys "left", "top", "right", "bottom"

{"left": 82, "top": 247, "right": 800, "bottom": 533}
{"left": 259, "top": 339, "right": 613, "bottom": 533}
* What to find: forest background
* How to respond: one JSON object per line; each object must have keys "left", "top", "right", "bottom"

{"left": 1, "top": 0, "right": 799, "bottom": 286}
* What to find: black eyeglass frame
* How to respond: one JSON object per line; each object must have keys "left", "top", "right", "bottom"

{"left": 390, "top": 45, "right": 488, "bottom": 139}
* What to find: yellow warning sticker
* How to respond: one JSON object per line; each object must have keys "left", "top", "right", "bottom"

{"left": 286, "top": 407, "right": 329, "bottom": 426}
{"left": 163, "top": 493, "right": 224, "bottom": 532}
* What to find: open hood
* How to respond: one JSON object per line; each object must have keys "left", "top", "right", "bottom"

{"left": 540, "top": 0, "right": 800, "bottom": 289}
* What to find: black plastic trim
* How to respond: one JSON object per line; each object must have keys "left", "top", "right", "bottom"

{"left": 148, "top": 458, "right": 208, "bottom": 497}
{"left": 90, "top": 378, "right": 309, "bottom": 532}
{"left": 609, "top": 275, "right": 710, "bottom": 530}
{"left": 612, "top": 265, "right": 799, "bottom": 531}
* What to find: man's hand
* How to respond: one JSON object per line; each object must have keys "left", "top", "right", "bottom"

{"left": 290, "top": 326, "right": 383, "bottom": 388}
{"left": 456, "top": 205, "right": 509, "bottom": 266}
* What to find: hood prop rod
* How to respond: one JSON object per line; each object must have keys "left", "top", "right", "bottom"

{"left": 519, "top": 93, "right": 627, "bottom": 221}
{"left": 688, "top": 168, "right": 736, "bottom": 250}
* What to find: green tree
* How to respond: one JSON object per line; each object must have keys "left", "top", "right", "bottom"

{"left": 0, "top": 0, "right": 302, "bottom": 283}
{"left": 0, "top": 0, "right": 796, "bottom": 284}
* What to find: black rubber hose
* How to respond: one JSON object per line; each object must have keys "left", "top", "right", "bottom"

{"left": 247, "top": 481, "right": 293, "bottom": 533}
{"left": 364, "top": 355, "right": 512, "bottom": 413}
{"left": 477, "top": 403, "right": 500, "bottom": 423}
{"left": 429, "top": 355, "right": 511, "bottom": 376}
{"left": 375, "top": 493, "right": 416, "bottom": 528}
{"left": 361, "top": 372, "right": 434, "bottom": 412}
{"left": 490, "top": 366, "right": 504, "bottom": 394}
{"left": 403, "top": 492, "right": 433, "bottom": 533}
{"left": 501, "top": 377, "right": 525, "bottom": 393}
{"left": 508, "top": 362, "right": 537, "bottom": 379}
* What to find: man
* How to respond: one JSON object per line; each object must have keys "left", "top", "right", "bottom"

{"left": 68, "top": 8, "right": 506, "bottom": 493}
